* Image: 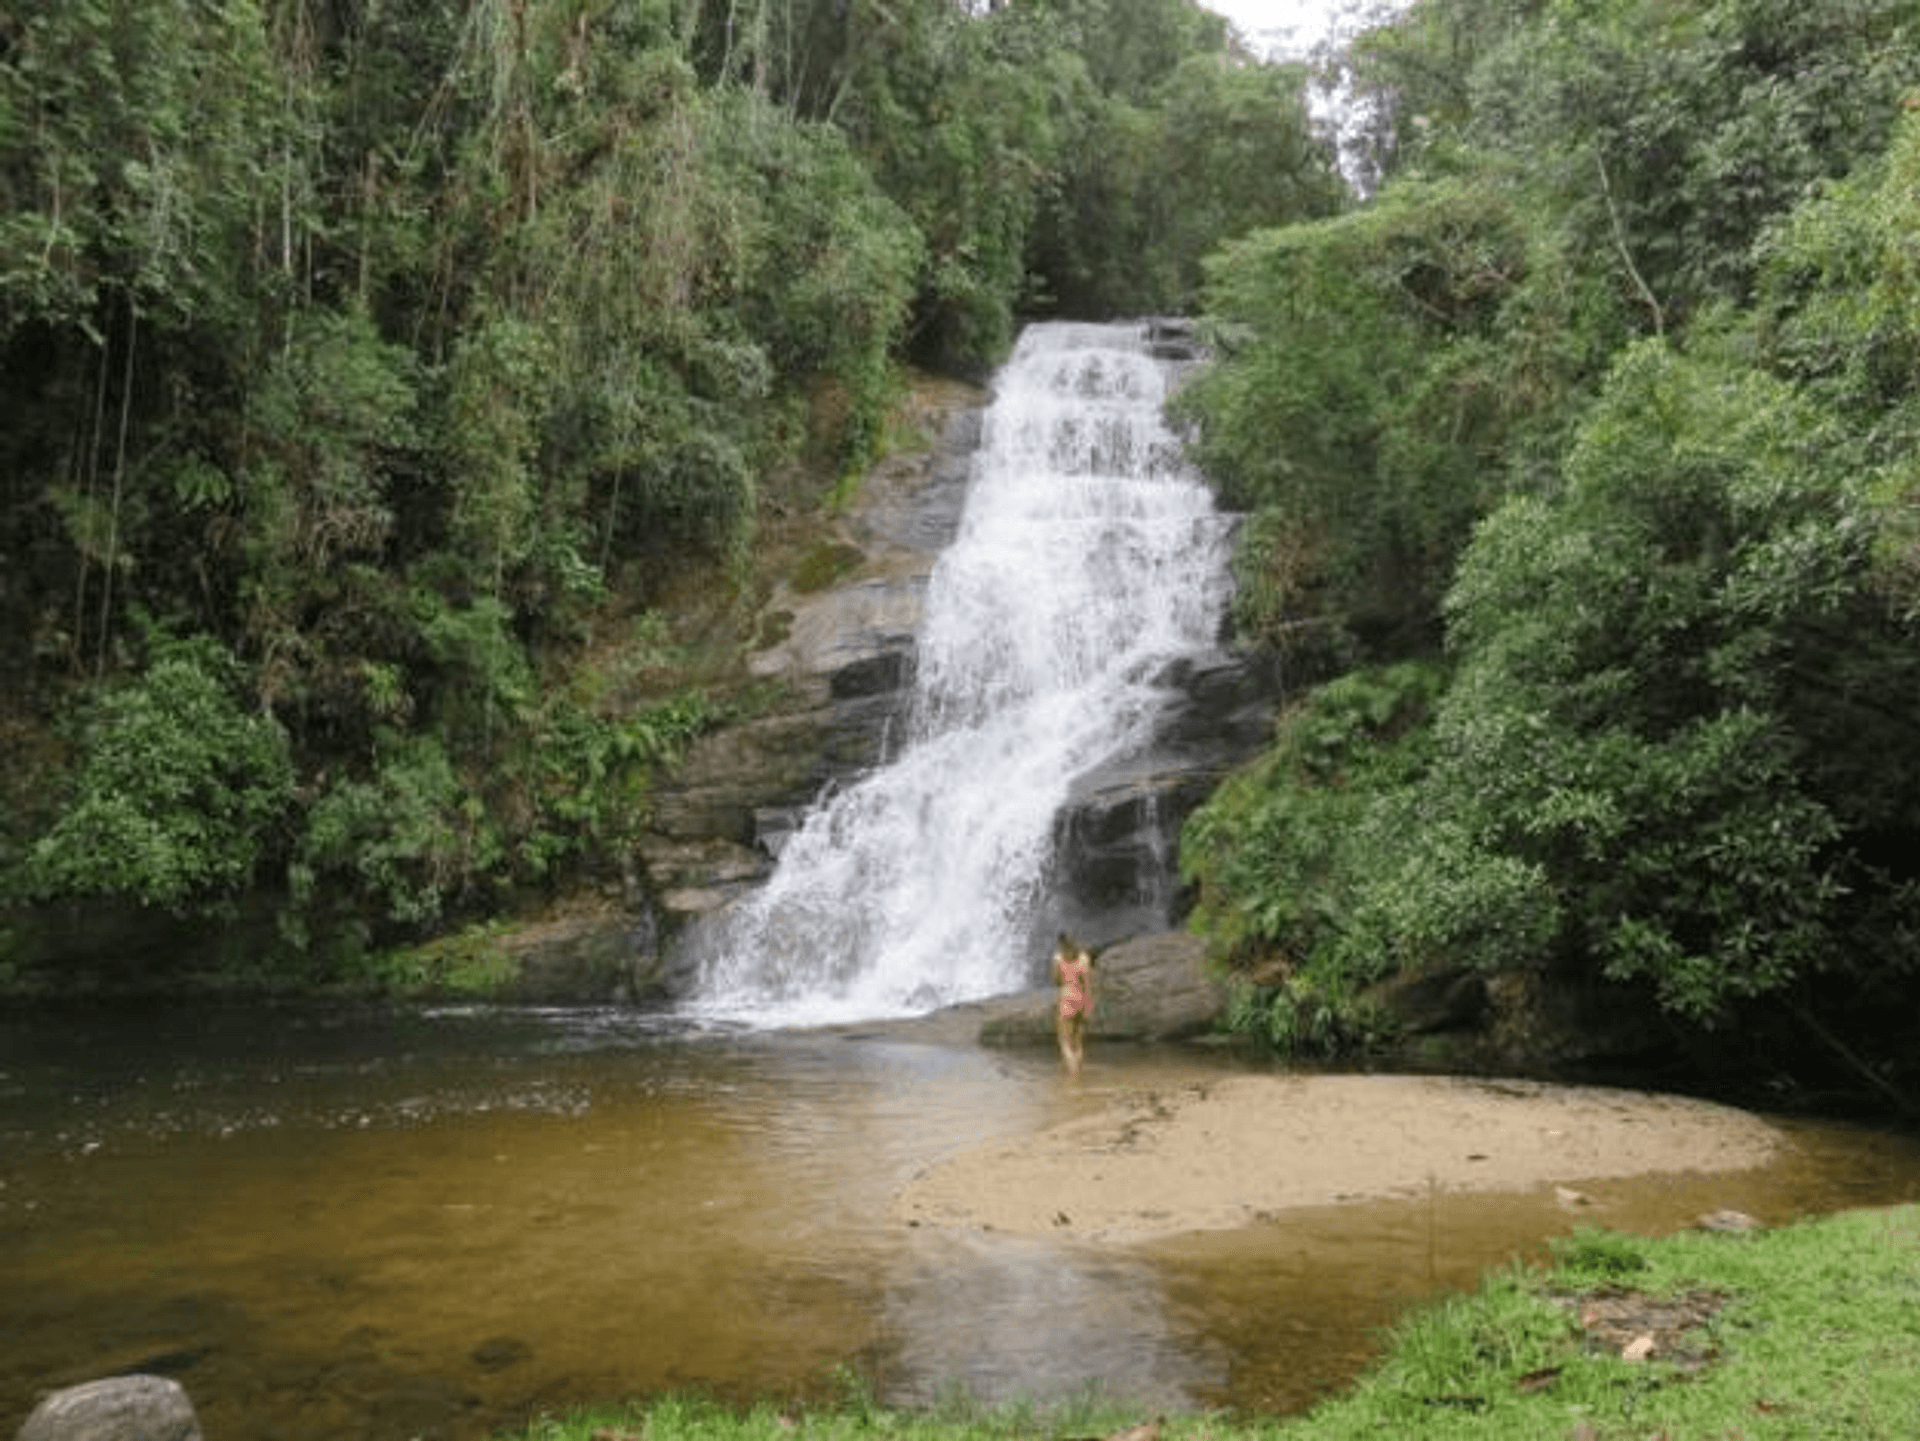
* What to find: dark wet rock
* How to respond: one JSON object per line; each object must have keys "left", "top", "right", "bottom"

{"left": 1047, "top": 766, "right": 1202, "bottom": 950}
{"left": 1083, "top": 932, "right": 1232, "bottom": 1041}
{"left": 1046, "top": 648, "right": 1281, "bottom": 951}
{"left": 1145, "top": 317, "right": 1208, "bottom": 364}
{"left": 16, "top": 1375, "right": 202, "bottom": 1441}
{"left": 1366, "top": 967, "right": 1491, "bottom": 1035}
{"left": 1390, "top": 968, "right": 1676, "bottom": 1077}
{"left": 480, "top": 907, "right": 673, "bottom": 1005}
{"left": 809, "top": 932, "right": 1232, "bottom": 1050}
{"left": 1554, "top": 1287, "right": 1730, "bottom": 1371}
{"left": 1149, "top": 647, "right": 1284, "bottom": 759}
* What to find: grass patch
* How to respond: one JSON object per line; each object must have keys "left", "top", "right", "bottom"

{"left": 496, "top": 1204, "right": 1920, "bottom": 1441}
{"left": 1248, "top": 1203, "right": 1920, "bottom": 1439}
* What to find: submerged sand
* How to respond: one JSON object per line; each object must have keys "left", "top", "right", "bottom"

{"left": 893, "top": 1072, "right": 1781, "bottom": 1242}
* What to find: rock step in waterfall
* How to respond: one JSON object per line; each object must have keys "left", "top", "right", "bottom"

{"left": 656, "top": 320, "right": 1279, "bottom": 1027}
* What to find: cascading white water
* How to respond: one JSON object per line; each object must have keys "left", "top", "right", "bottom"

{"left": 685, "top": 321, "right": 1234, "bottom": 1026}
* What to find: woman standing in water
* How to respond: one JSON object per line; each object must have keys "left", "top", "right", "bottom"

{"left": 1052, "top": 934, "right": 1095, "bottom": 1074}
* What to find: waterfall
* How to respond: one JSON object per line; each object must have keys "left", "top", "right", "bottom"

{"left": 684, "top": 321, "right": 1234, "bottom": 1026}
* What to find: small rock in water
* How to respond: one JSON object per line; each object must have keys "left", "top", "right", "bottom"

{"left": 17, "top": 1374, "right": 203, "bottom": 1441}
{"left": 469, "top": 1335, "right": 532, "bottom": 1373}
{"left": 1695, "top": 1208, "right": 1761, "bottom": 1233}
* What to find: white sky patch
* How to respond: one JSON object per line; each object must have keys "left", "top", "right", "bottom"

{"left": 1201, "top": 0, "right": 1417, "bottom": 192}
{"left": 1203, "top": 0, "right": 1411, "bottom": 62}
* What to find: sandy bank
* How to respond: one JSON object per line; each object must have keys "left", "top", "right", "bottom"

{"left": 894, "top": 1072, "right": 1781, "bottom": 1242}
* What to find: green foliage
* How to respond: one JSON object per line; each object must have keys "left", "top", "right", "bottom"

{"left": 291, "top": 729, "right": 494, "bottom": 935}
{"left": 502, "top": 1378, "right": 1155, "bottom": 1441}
{"left": 833, "top": 1, "right": 1076, "bottom": 371}
{"left": 0, "top": 0, "right": 279, "bottom": 342}
{"left": 1424, "top": 340, "right": 1904, "bottom": 1019}
{"left": 1207, "top": 326, "right": 1917, "bottom": 1033}
{"left": 1181, "top": 1, "right": 1920, "bottom": 1074}
{"left": 1222, "top": 970, "right": 1393, "bottom": 1056}
{"left": 1458, "top": 0, "right": 1920, "bottom": 321}
{"left": 509, "top": 687, "right": 715, "bottom": 882}
{"left": 488, "top": 69, "right": 922, "bottom": 568}
{"left": 1346, "top": 0, "right": 1541, "bottom": 172}
{"left": 439, "top": 315, "right": 554, "bottom": 602}
{"left": 1178, "top": 177, "right": 1550, "bottom": 655}
{"left": 1548, "top": 1224, "right": 1651, "bottom": 1281}
{"left": 1754, "top": 111, "right": 1920, "bottom": 628}
{"left": 792, "top": 541, "right": 865, "bottom": 595}
{"left": 343, "top": 923, "right": 519, "bottom": 997}
{"left": 13, "top": 0, "right": 1914, "bottom": 1043}
{"left": 1182, "top": 662, "right": 1447, "bottom": 1051}
{"left": 238, "top": 307, "right": 421, "bottom": 714}
{"left": 284, "top": 680, "right": 715, "bottom": 948}
{"left": 1146, "top": 56, "right": 1345, "bottom": 309}
{"left": 1, "top": 0, "right": 1349, "bottom": 991}
{"left": 22, "top": 636, "right": 294, "bottom": 915}
{"left": 1034, "top": 52, "right": 1343, "bottom": 317}
{"left": 728, "top": 114, "right": 924, "bottom": 469}
{"left": 1029, "top": 0, "right": 1234, "bottom": 104}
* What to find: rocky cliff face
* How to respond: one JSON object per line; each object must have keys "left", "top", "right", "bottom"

{"left": 1048, "top": 646, "right": 1280, "bottom": 952}
{"left": 633, "top": 382, "right": 983, "bottom": 966}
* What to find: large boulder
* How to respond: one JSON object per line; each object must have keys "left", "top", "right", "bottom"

{"left": 965, "top": 931, "right": 1231, "bottom": 1047}
{"left": 16, "top": 1376, "right": 202, "bottom": 1441}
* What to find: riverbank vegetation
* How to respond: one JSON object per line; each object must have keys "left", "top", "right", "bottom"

{"left": 0, "top": 0, "right": 1337, "bottom": 988}
{"left": 1174, "top": 0, "right": 1920, "bottom": 1109}
{"left": 499, "top": 1203, "right": 1920, "bottom": 1439}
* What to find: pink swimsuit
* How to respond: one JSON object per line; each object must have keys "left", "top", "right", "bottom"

{"left": 1056, "top": 955, "right": 1092, "bottom": 1019}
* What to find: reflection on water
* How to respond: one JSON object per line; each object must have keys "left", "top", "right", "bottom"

{"left": 4, "top": 1004, "right": 1919, "bottom": 1440}
{"left": 879, "top": 1232, "right": 1217, "bottom": 1413}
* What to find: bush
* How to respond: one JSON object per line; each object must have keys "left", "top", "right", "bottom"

{"left": 22, "top": 638, "right": 294, "bottom": 915}
{"left": 290, "top": 730, "right": 494, "bottom": 936}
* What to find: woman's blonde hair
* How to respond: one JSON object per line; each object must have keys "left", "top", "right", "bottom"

{"left": 1056, "top": 932, "right": 1094, "bottom": 965}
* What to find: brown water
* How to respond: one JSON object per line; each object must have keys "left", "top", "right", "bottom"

{"left": 5, "top": 1004, "right": 1919, "bottom": 1441}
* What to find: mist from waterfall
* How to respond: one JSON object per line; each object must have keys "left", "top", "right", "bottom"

{"left": 683, "top": 321, "right": 1234, "bottom": 1026}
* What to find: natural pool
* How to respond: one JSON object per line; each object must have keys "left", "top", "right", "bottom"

{"left": 5, "top": 1002, "right": 1918, "bottom": 1440}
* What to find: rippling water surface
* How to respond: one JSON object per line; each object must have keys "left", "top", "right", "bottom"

{"left": 5, "top": 1003, "right": 1919, "bottom": 1440}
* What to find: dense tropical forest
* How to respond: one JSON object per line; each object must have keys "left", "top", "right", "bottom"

{"left": 0, "top": 0, "right": 1336, "bottom": 976}
{"left": 4, "top": 0, "right": 1919, "bottom": 1108}
{"left": 1172, "top": 0, "right": 1920, "bottom": 1106}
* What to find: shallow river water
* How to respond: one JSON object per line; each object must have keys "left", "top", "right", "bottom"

{"left": 5, "top": 1003, "right": 1920, "bottom": 1441}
